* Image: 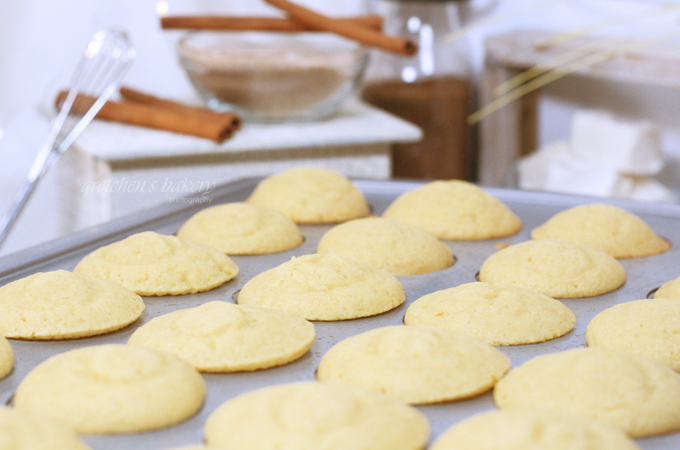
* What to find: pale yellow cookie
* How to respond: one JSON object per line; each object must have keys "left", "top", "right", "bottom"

{"left": 0, "top": 407, "right": 91, "bottom": 450}
{"left": 247, "top": 167, "right": 370, "bottom": 224}
{"left": 176, "top": 202, "right": 303, "bottom": 255}
{"left": 128, "top": 301, "right": 315, "bottom": 372}
{"left": 317, "top": 326, "right": 510, "bottom": 404}
{"left": 587, "top": 299, "right": 680, "bottom": 372}
{"left": 493, "top": 347, "right": 680, "bottom": 437}
{"left": 431, "top": 409, "right": 640, "bottom": 450}
{"left": 383, "top": 181, "right": 523, "bottom": 240}
{"left": 655, "top": 276, "right": 680, "bottom": 299}
{"left": 317, "top": 218, "right": 454, "bottom": 276}
{"left": 237, "top": 253, "right": 405, "bottom": 321}
{"left": 479, "top": 240, "right": 626, "bottom": 298}
{"left": 74, "top": 231, "right": 238, "bottom": 296}
{"left": 0, "top": 270, "right": 144, "bottom": 340}
{"left": 532, "top": 204, "right": 670, "bottom": 258}
{"left": 0, "top": 336, "right": 13, "bottom": 380}
{"left": 204, "top": 382, "right": 429, "bottom": 450}
{"left": 14, "top": 344, "right": 206, "bottom": 434}
{"left": 404, "top": 282, "right": 575, "bottom": 346}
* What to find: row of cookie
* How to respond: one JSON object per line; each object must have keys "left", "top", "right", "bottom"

{"left": 69, "top": 212, "right": 669, "bottom": 300}
{"left": 0, "top": 386, "right": 648, "bottom": 450}
{"left": 160, "top": 380, "right": 646, "bottom": 450}
{"left": 1, "top": 234, "right": 678, "bottom": 346}
{"left": 3, "top": 272, "right": 675, "bottom": 409}
{"left": 4, "top": 331, "right": 677, "bottom": 448}
{"left": 0, "top": 325, "right": 645, "bottom": 447}
{"left": 168, "top": 347, "right": 680, "bottom": 448}
{"left": 245, "top": 167, "right": 671, "bottom": 258}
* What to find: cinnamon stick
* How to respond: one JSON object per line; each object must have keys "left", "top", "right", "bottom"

{"left": 55, "top": 91, "right": 236, "bottom": 143}
{"left": 263, "top": 0, "right": 416, "bottom": 56}
{"left": 161, "top": 15, "right": 383, "bottom": 32}
{"left": 119, "top": 86, "right": 241, "bottom": 130}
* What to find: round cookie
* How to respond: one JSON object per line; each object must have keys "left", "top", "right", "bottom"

{"left": 531, "top": 204, "right": 670, "bottom": 258}
{"left": 383, "top": 180, "right": 523, "bottom": 240}
{"left": 0, "top": 270, "right": 144, "bottom": 340}
{"left": 0, "top": 336, "right": 13, "bottom": 380}
{"left": 74, "top": 231, "right": 239, "bottom": 296}
{"left": 176, "top": 202, "right": 303, "bottom": 255}
{"left": 493, "top": 347, "right": 680, "bottom": 437}
{"left": 317, "top": 326, "right": 510, "bottom": 404}
{"left": 317, "top": 218, "right": 454, "bottom": 276}
{"left": 14, "top": 344, "right": 206, "bottom": 434}
{"left": 431, "top": 409, "right": 640, "bottom": 450}
{"left": 128, "top": 301, "right": 315, "bottom": 372}
{"left": 587, "top": 299, "right": 680, "bottom": 372}
{"left": 479, "top": 240, "right": 626, "bottom": 298}
{"left": 204, "top": 382, "right": 429, "bottom": 450}
{"left": 655, "top": 276, "right": 680, "bottom": 299}
{"left": 404, "top": 282, "right": 575, "bottom": 346}
{"left": 247, "top": 167, "right": 370, "bottom": 224}
{"left": 0, "top": 407, "right": 91, "bottom": 450}
{"left": 237, "top": 253, "right": 406, "bottom": 321}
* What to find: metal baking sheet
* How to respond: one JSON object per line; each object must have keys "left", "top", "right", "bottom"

{"left": 1, "top": 178, "right": 679, "bottom": 449}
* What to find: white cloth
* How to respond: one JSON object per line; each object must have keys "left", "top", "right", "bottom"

{"left": 544, "top": 150, "right": 634, "bottom": 198}
{"left": 518, "top": 120, "right": 675, "bottom": 202}
{"left": 570, "top": 110, "right": 664, "bottom": 176}
{"left": 517, "top": 140, "right": 569, "bottom": 191}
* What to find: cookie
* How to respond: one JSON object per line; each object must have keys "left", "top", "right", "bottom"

{"left": 317, "top": 326, "right": 510, "bottom": 404}
{"left": 128, "top": 301, "right": 315, "bottom": 372}
{"left": 587, "top": 299, "right": 680, "bottom": 371}
{"left": 655, "top": 276, "right": 680, "bottom": 299}
{"left": 74, "top": 231, "right": 238, "bottom": 296}
{"left": 176, "top": 202, "right": 303, "bottom": 255}
{"left": 383, "top": 181, "right": 523, "bottom": 240}
{"left": 247, "top": 167, "right": 370, "bottom": 224}
{"left": 532, "top": 204, "right": 670, "bottom": 258}
{"left": 431, "top": 409, "right": 640, "bottom": 450}
{"left": 493, "top": 347, "right": 680, "bottom": 437}
{"left": 0, "top": 407, "right": 91, "bottom": 450}
{"left": 237, "top": 253, "right": 405, "bottom": 321}
{"left": 14, "top": 344, "right": 206, "bottom": 434}
{"left": 204, "top": 382, "right": 429, "bottom": 450}
{"left": 317, "top": 218, "right": 454, "bottom": 276}
{"left": 404, "top": 282, "right": 575, "bottom": 346}
{"left": 479, "top": 240, "right": 626, "bottom": 298}
{"left": 0, "top": 336, "right": 13, "bottom": 380}
{"left": 0, "top": 270, "right": 144, "bottom": 340}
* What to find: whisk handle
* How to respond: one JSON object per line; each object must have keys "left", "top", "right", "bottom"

{"left": 0, "top": 177, "right": 41, "bottom": 249}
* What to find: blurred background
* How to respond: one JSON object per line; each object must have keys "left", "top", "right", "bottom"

{"left": 2, "top": 0, "right": 680, "bottom": 255}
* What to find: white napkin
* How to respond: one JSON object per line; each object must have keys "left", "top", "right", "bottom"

{"left": 517, "top": 109, "right": 675, "bottom": 202}
{"left": 543, "top": 151, "right": 634, "bottom": 198}
{"left": 517, "top": 140, "right": 569, "bottom": 191}
{"left": 570, "top": 110, "right": 664, "bottom": 176}
{"left": 627, "top": 177, "right": 677, "bottom": 203}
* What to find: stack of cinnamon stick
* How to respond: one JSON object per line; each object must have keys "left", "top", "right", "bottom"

{"left": 55, "top": 87, "right": 241, "bottom": 143}
{"left": 161, "top": 0, "right": 417, "bottom": 56}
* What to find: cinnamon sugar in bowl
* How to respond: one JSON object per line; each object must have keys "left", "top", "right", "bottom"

{"left": 177, "top": 32, "right": 368, "bottom": 122}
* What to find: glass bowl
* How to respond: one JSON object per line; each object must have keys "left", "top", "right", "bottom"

{"left": 177, "top": 31, "right": 369, "bottom": 123}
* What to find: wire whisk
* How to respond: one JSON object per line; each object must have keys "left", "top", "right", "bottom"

{"left": 0, "top": 29, "right": 135, "bottom": 250}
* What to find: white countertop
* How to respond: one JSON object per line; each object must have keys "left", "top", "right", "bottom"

{"left": 73, "top": 100, "right": 422, "bottom": 161}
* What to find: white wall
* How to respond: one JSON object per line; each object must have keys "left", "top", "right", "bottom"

{"left": 1, "top": 0, "right": 679, "bottom": 254}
